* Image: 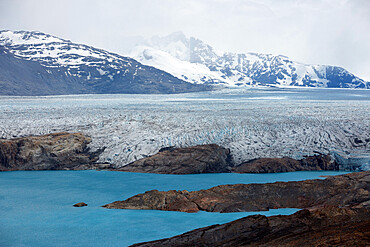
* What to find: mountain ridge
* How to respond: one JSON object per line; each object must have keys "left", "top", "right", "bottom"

{"left": 0, "top": 30, "right": 210, "bottom": 96}
{"left": 129, "top": 31, "right": 369, "bottom": 89}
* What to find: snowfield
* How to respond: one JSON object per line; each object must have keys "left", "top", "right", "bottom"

{"left": 0, "top": 88, "right": 369, "bottom": 168}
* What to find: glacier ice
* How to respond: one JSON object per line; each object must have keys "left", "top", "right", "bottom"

{"left": 0, "top": 88, "right": 369, "bottom": 168}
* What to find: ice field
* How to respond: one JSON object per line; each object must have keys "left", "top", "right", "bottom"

{"left": 0, "top": 88, "right": 369, "bottom": 167}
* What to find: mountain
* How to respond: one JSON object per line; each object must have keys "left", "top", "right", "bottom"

{"left": 129, "top": 32, "right": 369, "bottom": 88}
{"left": 0, "top": 30, "right": 210, "bottom": 96}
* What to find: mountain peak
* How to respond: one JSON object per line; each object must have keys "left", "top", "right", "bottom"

{"left": 0, "top": 30, "right": 69, "bottom": 46}
{"left": 147, "top": 31, "right": 190, "bottom": 62}
{"left": 150, "top": 31, "right": 188, "bottom": 45}
{"left": 0, "top": 30, "right": 210, "bottom": 95}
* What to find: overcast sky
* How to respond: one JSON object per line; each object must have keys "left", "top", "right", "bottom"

{"left": 0, "top": 0, "right": 369, "bottom": 80}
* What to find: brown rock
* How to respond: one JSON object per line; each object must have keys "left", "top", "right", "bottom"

{"left": 233, "top": 153, "right": 338, "bottom": 173}
{"left": 130, "top": 206, "right": 370, "bottom": 247}
{"left": 115, "top": 144, "right": 233, "bottom": 174}
{"left": 0, "top": 132, "right": 104, "bottom": 171}
{"left": 116, "top": 147, "right": 339, "bottom": 175}
{"left": 102, "top": 171, "right": 370, "bottom": 213}
{"left": 103, "top": 189, "right": 200, "bottom": 213}
{"left": 73, "top": 202, "right": 88, "bottom": 207}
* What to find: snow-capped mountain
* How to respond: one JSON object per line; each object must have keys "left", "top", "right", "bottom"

{"left": 129, "top": 32, "right": 369, "bottom": 88}
{"left": 0, "top": 30, "right": 209, "bottom": 95}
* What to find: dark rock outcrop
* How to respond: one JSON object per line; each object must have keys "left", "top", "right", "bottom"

{"left": 0, "top": 132, "right": 105, "bottom": 171}
{"left": 115, "top": 144, "right": 340, "bottom": 174}
{"left": 232, "top": 153, "right": 338, "bottom": 173}
{"left": 103, "top": 171, "right": 370, "bottom": 213}
{"left": 116, "top": 144, "right": 233, "bottom": 174}
{"left": 73, "top": 202, "right": 88, "bottom": 207}
{"left": 130, "top": 206, "right": 370, "bottom": 247}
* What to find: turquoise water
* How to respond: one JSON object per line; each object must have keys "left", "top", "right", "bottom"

{"left": 0, "top": 171, "right": 349, "bottom": 247}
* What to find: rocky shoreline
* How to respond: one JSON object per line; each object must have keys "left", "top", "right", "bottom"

{"left": 116, "top": 144, "right": 340, "bottom": 174}
{"left": 102, "top": 171, "right": 369, "bottom": 213}
{"left": 130, "top": 205, "right": 370, "bottom": 247}
{"left": 232, "top": 153, "right": 338, "bottom": 173}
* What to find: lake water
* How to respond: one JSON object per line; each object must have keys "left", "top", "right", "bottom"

{"left": 0, "top": 170, "right": 349, "bottom": 247}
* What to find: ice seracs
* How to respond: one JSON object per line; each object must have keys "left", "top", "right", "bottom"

{"left": 1, "top": 90, "right": 369, "bottom": 168}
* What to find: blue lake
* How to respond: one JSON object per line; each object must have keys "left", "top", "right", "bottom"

{"left": 0, "top": 170, "right": 349, "bottom": 247}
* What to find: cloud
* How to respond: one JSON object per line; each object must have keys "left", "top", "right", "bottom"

{"left": 0, "top": 0, "right": 369, "bottom": 80}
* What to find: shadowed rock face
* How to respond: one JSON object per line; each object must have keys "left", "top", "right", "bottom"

{"left": 116, "top": 144, "right": 233, "bottom": 174}
{"left": 0, "top": 132, "right": 105, "bottom": 171}
{"left": 232, "top": 154, "right": 338, "bottom": 173}
{"left": 130, "top": 206, "right": 370, "bottom": 247}
{"left": 103, "top": 172, "right": 370, "bottom": 213}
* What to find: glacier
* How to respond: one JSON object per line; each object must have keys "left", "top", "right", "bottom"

{"left": 0, "top": 88, "right": 369, "bottom": 168}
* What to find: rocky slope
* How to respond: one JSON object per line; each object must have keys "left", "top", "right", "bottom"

{"left": 130, "top": 32, "right": 369, "bottom": 88}
{"left": 0, "top": 30, "right": 210, "bottom": 95}
{"left": 116, "top": 144, "right": 233, "bottom": 174}
{"left": 130, "top": 206, "right": 370, "bottom": 247}
{"left": 0, "top": 132, "right": 107, "bottom": 170}
{"left": 103, "top": 171, "right": 370, "bottom": 213}
{"left": 232, "top": 153, "right": 338, "bottom": 173}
